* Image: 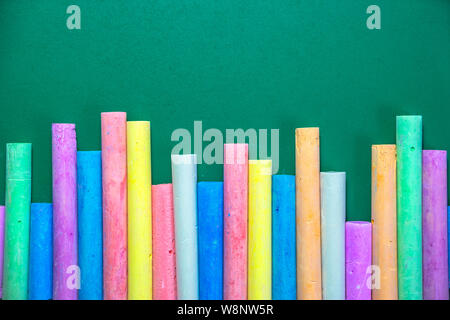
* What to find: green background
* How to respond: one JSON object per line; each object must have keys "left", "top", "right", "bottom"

{"left": 0, "top": 0, "right": 449, "bottom": 221}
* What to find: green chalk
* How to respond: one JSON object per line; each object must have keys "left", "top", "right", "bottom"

{"left": 2, "top": 143, "right": 32, "bottom": 300}
{"left": 396, "top": 116, "right": 422, "bottom": 300}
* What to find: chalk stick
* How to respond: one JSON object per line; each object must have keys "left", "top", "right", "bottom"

{"left": 345, "top": 221, "right": 372, "bottom": 300}
{"left": 272, "top": 175, "right": 296, "bottom": 300}
{"left": 77, "top": 151, "right": 103, "bottom": 300}
{"left": 29, "top": 203, "right": 53, "bottom": 300}
{"left": 295, "top": 128, "right": 322, "bottom": 300}
{"left": 223, "top": 143, "right": 248, "bottom": 300}
{"left": 152, "top": 184, "right": 177, "bottom": 300}
{"left": 3, "top": 143, "right": 32, "bottom": 300}
{"left": 448, "top": 206, "right": 450, "bottom": 290}
{"left": 127, "top": 121, "right": 152, "bottom": 300}
{"left": 396, "top": 115, "right": 423, "bottom": 300}
{"left": 248, "top": 160, "right": 272, "bottom": 300}
{"left": 320, "top": 172, "right": 346, "bottom": 300}
{"left": 52, "top": 124, "right": 78, "bottom": 300}
{"left": 101, "top": 112, "right": 127, "bottom": 300}
{"left": 0, "top": 206, "right": 4, "bottom": 299}
{"left": 171, "top": 154, "right": 199, "bottom": 300}
{"left": 422, "top": 150, "right": 449, "bottom": 300}
{"left": 198, "top": 181, "right": 223, "bottom": 300}
{"left": 371, "top": 145, "right": 398, "bottom": 300}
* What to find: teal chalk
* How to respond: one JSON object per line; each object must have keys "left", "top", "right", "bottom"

{"left": 171, "top": 154, "right": 199, "bottom": 300}
{"left": 77, "top": 151, "right": 103, "bottom": 300}
{"left": 272, "top": 175, "right": 296, "bottom": 300}
{"left": 29, "top": 203, "right": 52, "bottom": 300}
{"left": 320, "top": 172, "right": 346, "bottom": 300}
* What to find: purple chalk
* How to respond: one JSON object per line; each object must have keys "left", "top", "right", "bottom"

{"left": 0, "top": 206, "right": 4, "bottom": 298}
{"left": 52, "top": 124, "right": 78, "bottom": 300}
{"left": 422, "top": 150, "right": 449, "bottom": 300}
{"left": 346, "top": 221, "right": 372, "bottom": 300}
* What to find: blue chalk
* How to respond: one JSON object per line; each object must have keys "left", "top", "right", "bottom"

{"left": 198, "top": 181, "right": 223, "bottom": 300}
{"left": 272, "top": 175, "right": 296, "bottom": 300}
{"left": 77, "top": 151, "right": 103, "bottom": 300}
{"left": 29, "top": 203, "right": 53, "bottom": 300}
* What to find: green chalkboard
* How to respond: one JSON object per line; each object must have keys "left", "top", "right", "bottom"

{"left": 0, "top": 1, "right": 449, "bottom": 221}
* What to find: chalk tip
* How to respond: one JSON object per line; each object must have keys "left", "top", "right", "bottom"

{"left": 346, "top": 221, "right": 371, "bottom": 226}
{"left": 127, "top": 120, "right": 150, "bottom": 125}
{"left": 77, "top": 150, "right": 101, "bottom": 155}
{"left": 52, "top": 123, "right": 75, "bottom": 127}
{"left": 171, "top": 153, "right": 197, "bottom": 165}
{"left": 101, "top": 112, "right": 127, "bottom": 120}
{"left": 153, "top": 183, "right": 172, "bottom": 188}
{"left": 396, "top": 115, "right": 422, "bottom": 123}
{"left": 320, "top": 171, "right": 345, "bottom": 176}
{"left": 198, "top": 181, "right": 223, "bottom": 188}
{"left": 6, "top": 142, "right": 32, "bottom": 148}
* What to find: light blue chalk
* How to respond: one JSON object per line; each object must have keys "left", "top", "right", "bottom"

{"left": 272, "top": 175, "right": 296, "bottom": 300}
{"left": 320, "top": 172, "right": 346, "bottom": 300}
{"left": 77, "top": 151, "right": 103, "bottom": 300}
{"left": 198, "top": 181, "right": 223, "bottom": 300}
{"left": 172, "top": 154, "right": 199, "bottom": 300}
{"left": 29, "top": 203, "right": 53, "bottom": 300}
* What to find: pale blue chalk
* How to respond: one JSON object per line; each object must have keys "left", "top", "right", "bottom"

{"left": 272, "top": 175, "right": 296, "bottom": 300}
{"left": 172, "top": 154, "right": 199, "bottom": 300}
{"left": 320, "top": 172, "right": 346, "bottom": 300}
{"left": 29, "top": 203, "right": 53, "bottom": 300}
{"left": 198, "top": 181, "right": 223, "bottom": 300}
{"left": 77, "top": 151, "right": 103, "bottom": 300}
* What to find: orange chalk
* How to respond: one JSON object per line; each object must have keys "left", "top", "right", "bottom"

{"left": 371, "top": 145, "right": 398, "bottom": 300}
{"left": 295, "top": 128, "right": 322, "bottom": 300}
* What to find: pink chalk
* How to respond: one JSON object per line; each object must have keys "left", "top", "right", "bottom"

{"left": 223, "top": 144, "right": 248, "bottom": 300}
{"left": 101, "top": 112, "right": 128, "bottom": 300}
{"left": 152, "top": 184, "right": 177, "bottom": 300}
{"left": 52, "top": 123, "right": 78, "bottom": 300}
{"left": 345, "top": 221, "right": 372, "bottom": 300}
{"left": 0, "top": 206, "right": 4, "bottom": 298}
{"left": 422, "top": 150, "right": 449, "bottom": 300}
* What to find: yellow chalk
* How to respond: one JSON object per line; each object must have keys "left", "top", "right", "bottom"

{"left": 127, "top": 121, "right": 152, "bottom": 300}
{"left": 248, "top": 160, "right": 272, "bottom": 300}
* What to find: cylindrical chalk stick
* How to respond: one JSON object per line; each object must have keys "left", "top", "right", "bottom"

{"left": 152, "top": 184, "right": 177, "bottom": 300}
{"left": 198, "top": 182, "right": 223, "bottom": 300}
{"left": 320, "top": 172, "right": 346, "bottom": 300}
{"left": 3, "top": 143, "right": 32, "bottom": 300}
{"left": 0, "top": 206, "right": 4, "bottom": 299}
{"left": 448, "top": 206, "right": 450, "bottom": 289}
{"left": 272, "top": 175, "right": 296, "bottom": 300}
{"left": 248, "top": 160, "right": 272, "bottom": 300}
{"left": 52, "top": 124, "right": 78, "bottom": 300}
{"left": 172, "top": 154, "right": 199, "bottom": 300}
{"left": 396, "top": 115, "right": 423, "bottom": 300}
{"left": 29, "top": 203, "right": 53, "bottom": 300}
{"left": 77, "top": 151, "right": 103, "bottom": 300}
{"left": 371, "top": 145, "right": 398, "bottom": 300}
{"left": 127, "top": 121, "right": 152, "bottom": 300}
{"left": 345, "top": 221, "right": 372, "bottom": 300}
{"left": 223, "top": 144, "right": 248, "bottom": 300}
{"left": 422, "top": 150, "right": 449, "bottom": 300}
{"left": 101, "top": 112, "right": 128, "bottom": 300}
{"left": 295, "top": 128, "right": 322, "bottom": 300}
